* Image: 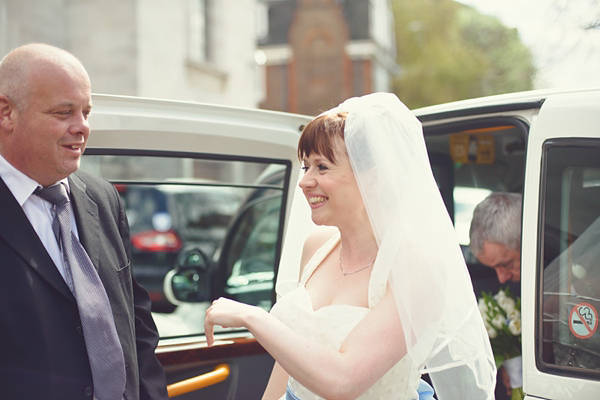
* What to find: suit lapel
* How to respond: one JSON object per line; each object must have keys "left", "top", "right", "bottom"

{"left": 0, "top": 177, "right": 74, "bottom": 301}
{"left": 68, "top": 173, "right": 101, "bottom": 269}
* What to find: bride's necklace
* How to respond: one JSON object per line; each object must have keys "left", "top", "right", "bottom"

{"left": 338, "top": 246, "right": 375, "bottom": 276}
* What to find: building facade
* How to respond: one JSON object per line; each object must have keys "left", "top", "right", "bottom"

{"left": 0, "top": 0, "right": 261, "bottom": 107}
{"left": 257, "top": 0, "right": 398, "bottom": 115}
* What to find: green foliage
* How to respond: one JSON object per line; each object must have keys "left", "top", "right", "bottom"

{"left": 391, "top": 0, "right": 536, "bottom": 108}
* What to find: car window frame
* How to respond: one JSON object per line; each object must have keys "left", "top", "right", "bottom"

{"left": 535, "top": 138, "right": 600, "bottom": 381}
{"left": 83, "top": 147, "right": 295, "bottom": 340}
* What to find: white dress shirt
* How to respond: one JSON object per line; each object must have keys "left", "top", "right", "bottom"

{"left": 0, "top": 154, "right": 81, "bottom": 283}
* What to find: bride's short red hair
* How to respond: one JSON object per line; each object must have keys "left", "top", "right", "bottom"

{"left": 297, "top": 112, "right": 348, "bottom": 163}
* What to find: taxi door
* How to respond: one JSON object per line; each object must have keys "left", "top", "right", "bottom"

{"left": 521, "top": 90, "right": 600, "bottom": 399}
{"left": 84, "top": 94, "right": 311, "bottom": 399}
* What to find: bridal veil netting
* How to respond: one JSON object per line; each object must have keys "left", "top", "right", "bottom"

{"left": 278, "top": 92, "right": 496, "bottom": 399}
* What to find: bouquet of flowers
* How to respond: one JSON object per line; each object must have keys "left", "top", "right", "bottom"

{"left": 478, "top": 287, "right": 523, "bottom": 400}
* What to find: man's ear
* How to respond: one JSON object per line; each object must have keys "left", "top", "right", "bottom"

{"left": 0, "top": 95, "right": 15, "bottom": 132}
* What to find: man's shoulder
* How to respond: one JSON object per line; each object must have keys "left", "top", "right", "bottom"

{"left": 71, "top": 170, "right": 118, "bottom": 200}
{"left": 72, "top": 169, "right": 115, "bottom": 191}
{"left": 72, "top": 169, "right": 109, "bottom": 185}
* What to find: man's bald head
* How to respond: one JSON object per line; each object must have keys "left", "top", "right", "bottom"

{"left": 0, "top": 43, "right": 89, "bottom": 111}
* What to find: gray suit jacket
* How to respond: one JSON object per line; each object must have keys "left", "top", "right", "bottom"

{"left": 0, "top": 170, "right": 167, "bottom": 399}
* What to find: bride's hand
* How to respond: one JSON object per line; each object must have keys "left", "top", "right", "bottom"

{"left": 204, "top": 297, "right": 261, "bottom": 346}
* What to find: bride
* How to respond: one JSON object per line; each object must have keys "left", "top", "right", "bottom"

{"left": 204, "top": 93, "right": 496, "bottom": 399}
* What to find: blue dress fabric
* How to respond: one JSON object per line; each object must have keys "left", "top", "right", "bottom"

{"left": 417, "top": 379, "right": 436, "bottom": 400}
{"left": 286, "top": 385, "right": 302, "bottom": 400}
{"left": 286, "top": 380, "right": 435, "bottom": 400}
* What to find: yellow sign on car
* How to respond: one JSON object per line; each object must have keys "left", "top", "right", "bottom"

{"left": 449, "top": 133, "right": 494, "bottom": 164}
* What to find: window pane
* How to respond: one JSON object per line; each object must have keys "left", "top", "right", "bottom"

{"left": 80, "top": 154, "right": 288, "bottom": 339}
{"left": 425, "top": 127, "right": 526, "bottom": 246}
{"left": 188, "top": 0, "right": 207, "bottom": 62}
{"left": 81, "top": 155, "right": 277, "bottom": 186}
{"left": 224, "top": 195, "right": 281, "bottom": 310}
{"left": 540, "top": 143, "right": 600, "bottom": 375}
{"left": 453, "top": 186, "right": 492, "bottom": 245}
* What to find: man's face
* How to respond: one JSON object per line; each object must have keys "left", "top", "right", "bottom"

{"left": 2, "top": 60, "right": 92, "bottom": 186}
{"left": 476, "top": 241, "right": 521, "bottom": 283}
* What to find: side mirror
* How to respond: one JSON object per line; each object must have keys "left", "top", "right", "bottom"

{"left": 163, "top": 247, "right": 211, "bottom": 305}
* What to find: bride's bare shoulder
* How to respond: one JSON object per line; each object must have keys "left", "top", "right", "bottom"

{"left": 300, "top": 226, "right": 339, "bottom": 267}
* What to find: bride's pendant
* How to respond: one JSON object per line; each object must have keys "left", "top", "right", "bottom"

{"left": 338, "top": 247, "right": 375, "bottom": 276}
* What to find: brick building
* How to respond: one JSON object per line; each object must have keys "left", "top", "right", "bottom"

{"left": 257, "top": 0, "right": 398, "bottom": 115}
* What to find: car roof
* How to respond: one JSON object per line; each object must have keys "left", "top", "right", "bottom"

{"left": 413, "top": 87, "right": 600, "bottom": 122}
{"left": 90, "top": 93, "right": 311, "bottom": 128}
{"left": 87, "top": 93, "right": 312, "bottom": 160}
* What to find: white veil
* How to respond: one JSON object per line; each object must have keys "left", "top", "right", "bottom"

{"left": 325, "top": 93, "right": 496, "bottom": 399}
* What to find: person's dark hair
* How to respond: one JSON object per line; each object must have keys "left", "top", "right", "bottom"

{"left": 469, "top": 192, "right": 522, "bottom": 256}
{"left": 298, "top": 112, "right": 347, "bottom": 163}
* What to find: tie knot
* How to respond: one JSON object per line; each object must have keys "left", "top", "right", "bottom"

{"left": 34, "top": 183, "right": 69, "bottom": 206}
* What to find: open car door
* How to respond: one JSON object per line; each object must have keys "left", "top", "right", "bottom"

{"left": 521, "top": 90, "right": 600, "bottom": 399}
{"left": 83, "top": 94, "right": 311, "bottom": 399}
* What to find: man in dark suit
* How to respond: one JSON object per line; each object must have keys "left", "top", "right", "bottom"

{"left": 0, "top": 43, "right": 168, "bottom": 399}
{"left": 470, "top": 192, "right": 522, "bottom": 400}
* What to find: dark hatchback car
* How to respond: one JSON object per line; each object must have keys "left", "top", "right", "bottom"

{"left": 163, "top": 166, "right": 287, "bottom": 313}
{"left": 115, "top": 183, "right": 242, "bottom": 311}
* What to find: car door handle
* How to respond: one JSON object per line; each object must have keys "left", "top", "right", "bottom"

{"left": 167, "top": 364, "right": 231, "bottom": 397}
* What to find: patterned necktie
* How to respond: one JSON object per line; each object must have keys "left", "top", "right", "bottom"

{"left": 35, "top": 183, "right": 126, "bottom": 400}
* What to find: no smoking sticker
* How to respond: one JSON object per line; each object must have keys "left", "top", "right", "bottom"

{"left": 569, "top": 302, "right": 598, "bottom": 339}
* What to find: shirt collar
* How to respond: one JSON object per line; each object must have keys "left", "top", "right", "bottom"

{"left": 0, "top": 154, "right": 70, "bottom": 206}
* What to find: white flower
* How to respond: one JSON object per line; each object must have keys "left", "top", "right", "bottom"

{"left": 498, "top": 296, "right": 516, "bottom": 314}
{"left": 487, "top": 326, "right": 498, "bottom": 339}
{"left": 477, "top": 297, "right": 488, "bottom": 315}
{"left": 494, "top": 290, "right": 507, "bottom": 302}
{"left": 507, "top": 310, "right": 520, "bottom": 322}
{"left": 572, "top": 263, "right": 588, "bottom": 279}
{"left": 492, "top": 314, "right": 506, "bottom": 329}
{"left": 483, "top": 318, "right": 492, "bottom": 331}
{"left": 508, "top": 319, "right": 521, "bottom": 335}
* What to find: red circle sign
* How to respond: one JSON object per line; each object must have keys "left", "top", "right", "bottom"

{"left": 569, "top": 302, "right": 598, "bottom": 339}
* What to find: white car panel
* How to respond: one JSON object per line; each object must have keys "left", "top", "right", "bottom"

{"left": 522, "top": 90, "right": 600, "bottom": 400}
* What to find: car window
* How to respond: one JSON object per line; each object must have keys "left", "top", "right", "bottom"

{"left": 424, "top": 121, "right": 526, "bottom": 299}
{"left": 538, "top": 140, "right": 600, "bottom": 377}
{"left": 80, "top": 153, "right": 289, "bottom": 338}
{"left": 425, "top": 122, "right": 527, "bottom": 245}
{"left": 223, "top": 194, "right": 282, "bottom": 309}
